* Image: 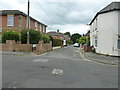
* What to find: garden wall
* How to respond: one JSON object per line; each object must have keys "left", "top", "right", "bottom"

{"left": 0, "top": 40, "right": 52, "bottom": 53}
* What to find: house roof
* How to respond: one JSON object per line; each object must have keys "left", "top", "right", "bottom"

{"left": 0, "top": 10, "right": 47, "bottom": 27}
{"left": 89, "top": 2, "right": 120, "bottom": 25}
{"left": 47, "top": 31, "right": 63, "bottom": 36}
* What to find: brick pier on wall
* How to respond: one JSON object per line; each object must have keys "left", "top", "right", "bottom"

{"left": 0, "top": 40, "right": 52, "bottom": 53}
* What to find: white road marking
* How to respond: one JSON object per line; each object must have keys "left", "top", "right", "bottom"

{"left": 52, "top": 69, "right": 64, "bottom": 75}
{"left": 33, "top": 59, "right": 49, "bottom": 62}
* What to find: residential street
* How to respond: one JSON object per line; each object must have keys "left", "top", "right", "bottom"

{"left": 2, "top": 46, "right": 118, "bottom": 88}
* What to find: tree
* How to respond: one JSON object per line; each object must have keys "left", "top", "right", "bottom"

{"left": 64, "top": 32, "right": 71, "bottom": 37}
{"left": 71, "top": 33, "right": 81, "bottom": 44}
{"left": 78, "top": 37, "right": 86, "bottom": 45}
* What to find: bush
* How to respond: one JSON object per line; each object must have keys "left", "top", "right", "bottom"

{"left": 52, "top": 39, "right": 63, "bottom": 47}
{"left": 21, "top": 29, "right": 41, "bottom": 44}
{"left": 2, "top": 31, "right": 20, "bottom": 43}
{"left": 41, "top": 34, "right": 50, "bottom": 43}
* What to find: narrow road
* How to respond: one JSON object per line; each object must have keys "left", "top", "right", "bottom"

{"left": 2, "top": 46, "right": 118, "bottom": 88}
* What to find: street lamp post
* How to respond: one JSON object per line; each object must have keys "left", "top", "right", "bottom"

{"left": 27, "top": 0, "right": 30, "bottom": 52}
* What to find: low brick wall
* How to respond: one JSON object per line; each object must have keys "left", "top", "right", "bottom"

{"left": 82, "top": 45, "right": 92, "bottom": 52}
{"left": 0, "top": 40, "right": 52, "bottom": 53}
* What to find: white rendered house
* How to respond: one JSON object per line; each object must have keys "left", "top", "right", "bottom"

{"left": 89, "top": 2, "right": 120, "bottom": 56}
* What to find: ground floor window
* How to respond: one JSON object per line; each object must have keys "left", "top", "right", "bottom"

{"left": 95, "top": 36, "right": 97, "bottom": 47}
{"left": 118, "top": 36, "right": 120, "bottom": 49}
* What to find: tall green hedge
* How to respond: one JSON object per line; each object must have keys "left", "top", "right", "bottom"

{"left": 41, "top": 34, "right": 50, "bottom": 43}
{"left": 2, "top": 31, "right": 20, "bottom": 43}
{"left": 21, "top": 29, "right": 41, "bottom": 44}
{"left": 52, "top": 39, "right": 63, "bottom": 47}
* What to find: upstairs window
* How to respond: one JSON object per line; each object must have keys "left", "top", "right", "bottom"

{"left": 43, "top": 26, "right": 46, "bottom": 33}
{"left": 35, "top": 22, "right": 38, "bottom": 30}
{"left": 7, "top": 15, "right": 14, "bottom": 26}
{"left": 40, "top": 24, "right": 43, "bottom": 33}
{"left": 118, "top": 36, "right": 120, "bottom": 49}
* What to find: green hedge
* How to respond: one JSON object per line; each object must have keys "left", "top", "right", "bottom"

{"left": 2, "top": 31, "right": 20, "bottom": 43}
{"left": 41, "top": 34, "right": 50, "bottom": 43}
{"left": 52, "top": 39, "right": 63, "bottom": 47}
{"left": 21, "top": 29, "right": 42, "bottom": 44}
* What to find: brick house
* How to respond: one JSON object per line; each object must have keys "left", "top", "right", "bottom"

{"left": 0, "top": 10, "right": 47, "bottom": 34}
{"left": 47, "top": 30, "right": 70, "bottom": 40}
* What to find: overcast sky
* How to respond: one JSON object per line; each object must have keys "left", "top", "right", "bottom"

{"left": 0, "top": 0, "right": 119, "bottom": 34}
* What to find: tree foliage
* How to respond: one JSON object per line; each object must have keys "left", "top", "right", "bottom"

{"left": 71, "top": 33, "right": 81, "bottom": 44}
{"left": 78, "top": 37, "right": 86, "bottom": 45}
{"left": 64, "top": 32, "right": 71, "bottom": 37}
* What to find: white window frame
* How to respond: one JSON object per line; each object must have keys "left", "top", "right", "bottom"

{"left": 7, "top": 15, "right": 14, "bottom": 26}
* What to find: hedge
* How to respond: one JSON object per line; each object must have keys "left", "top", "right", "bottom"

{"left": 52, "top": 39, "right": 63, "bottom": 47}
{"left": 41, "top": 34, "right": 50, "bottom": 43}
{"left": 2, "top": 31, "right": 20, "bottom": 43}
{"left": 21, "top": 29, "right": 42, "bottom": 44}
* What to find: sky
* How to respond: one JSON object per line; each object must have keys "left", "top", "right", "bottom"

{"left": 0, "top": 0, "right": 120, "bottom": 34}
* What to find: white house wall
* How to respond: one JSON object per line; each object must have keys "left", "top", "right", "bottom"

{"left": 90, "top": 11, "right": 119, "bottom": 56}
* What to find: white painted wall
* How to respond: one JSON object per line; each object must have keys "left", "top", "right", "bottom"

{"left": 90, "top": 11, "right": 120, "bottom": 56}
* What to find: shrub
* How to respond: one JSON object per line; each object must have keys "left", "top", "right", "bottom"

{"left": 2, "top": 31, "right": 20, "bottom": 43}
{"left": 21, "top": 29, "right": 41, "bottom": 44}
{"left": 41, "top": 34, "right": 50, "bottom": 43}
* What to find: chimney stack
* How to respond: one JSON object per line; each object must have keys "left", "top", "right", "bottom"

{"left": 57, "top": 29, "right": 59, "bottom": 33}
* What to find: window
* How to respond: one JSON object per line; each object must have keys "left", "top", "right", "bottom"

{"left": 43, "top": 26, "right": 46, "bottom": 33}
{"left": 35, "top": 22, "right": 38, "bottom": 30}
{"left": 95, "top": 18, "right": 97, "bottom": 30}
{"left": 118, "top": 36, "right": 120, "bottom": 49}
{"left": 18, "top": 15, "right": 22, "bottom": 28}
{"left": 95, "top": 36, "right": 97, "bottom": 47}
{"left": 7, "top": 15, "right": 14, "bottom": 26}
{"left": 40, "top": 24, "right": 43, "bottom": 33}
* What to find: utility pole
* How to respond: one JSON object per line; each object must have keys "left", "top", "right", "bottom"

{"left": 27, "top": 0, "right": 30, "bottom": 52}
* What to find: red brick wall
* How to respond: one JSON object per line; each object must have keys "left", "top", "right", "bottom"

{"left": 0, "top": 40, "right": 52, "bottom": 53}
{"left": 22, "top": 15, "right": 27, "bottom": 28}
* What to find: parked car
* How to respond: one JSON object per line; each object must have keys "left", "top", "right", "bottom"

{"left": 74, "top": 43, "right": 79, "bottom": 47}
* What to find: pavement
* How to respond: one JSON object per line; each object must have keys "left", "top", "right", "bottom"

{"left": 52, "top": 46, "right": 61, "bottom": 50}
{"left": 80, "top": 48, "right": 119, "bottom": 66}
{"left": 0, "top": 51, "right": 29, "bottom": 56}
{"left": 2, "top": 46, "right": 118, "bottom": 88}
{"left": 0, "top": 46, "right": 62, "bottom": 56}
